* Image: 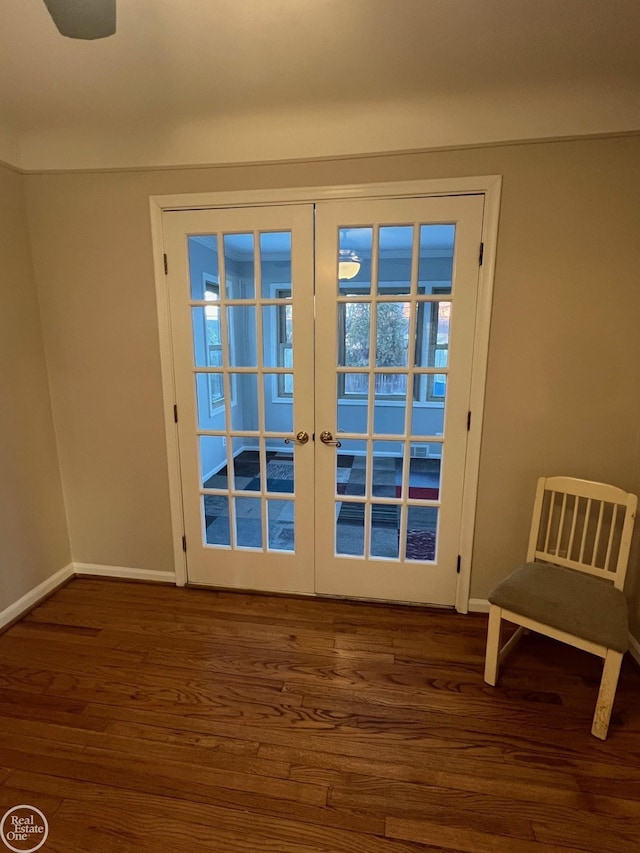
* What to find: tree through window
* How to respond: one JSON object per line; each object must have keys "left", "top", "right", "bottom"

{"left": 340, "top": 301, "right": 410, "bottom": 396}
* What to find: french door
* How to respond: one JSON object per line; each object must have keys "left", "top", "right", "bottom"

{"left": 164, "top": 205, "right": 315, "bottom": 593}
{"left": 162, "top": 193, "right": 484, "bottom": 605}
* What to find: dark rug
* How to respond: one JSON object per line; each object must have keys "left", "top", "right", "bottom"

{"left": 336, "top": 502, "right": 399, "bottom": 528}
{"left": 406, "top": 530, "right": 436, "bottom": 561}
{"left": 205, "top": 450, "right": 439, "bottom": 560}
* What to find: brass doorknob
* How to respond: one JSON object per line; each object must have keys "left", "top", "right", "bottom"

{"left": 320, "top": 430, "right": 342, "bottom": 447}
{"left": 284, "top": 430, "right": 309, "bottom": 445}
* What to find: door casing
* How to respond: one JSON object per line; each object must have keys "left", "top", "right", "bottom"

{"left": 150, "top": 175, "right": 502, "bottom": 612}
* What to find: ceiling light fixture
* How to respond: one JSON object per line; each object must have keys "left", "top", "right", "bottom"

{"left": 338, "top": 250, "right": 361, "bottom": 281}
{"left": 43, "top": 0, "right": 116, "bottom": 40}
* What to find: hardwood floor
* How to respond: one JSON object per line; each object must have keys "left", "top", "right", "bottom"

{"left": 1, "top": 578, "right": 639, "bottom": 852}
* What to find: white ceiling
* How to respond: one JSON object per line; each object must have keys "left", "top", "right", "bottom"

{"left": 1, "top": 0, "right": 639, "bottom": 171}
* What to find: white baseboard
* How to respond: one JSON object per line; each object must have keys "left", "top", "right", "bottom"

{"left": 468, "top": 598, "right": 490, "bottom": 613}
{"left": 73, "top": 563, "right": 176, "bottom": 584}
{"left": 202, "top": 455, "right": 228, "bottom": 484}
{"left": 4, "top": 567, "right": 638, "bottom": 668}
{"left": 0, "top": 563, "right": 74, "bottom": 632}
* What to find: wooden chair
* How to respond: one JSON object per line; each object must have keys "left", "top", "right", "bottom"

{"left": 484, "top": 476, "right": 637, "bottom": 739}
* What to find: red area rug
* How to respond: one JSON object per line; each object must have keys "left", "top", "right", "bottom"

{"left": 397, "top": 486, "right": 439, "bottom": 500}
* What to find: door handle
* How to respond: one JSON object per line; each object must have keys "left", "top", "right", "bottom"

{"left": 284, "top": 430, "right": 310, "bottom": 445}
{"left": 320, "top": 431, "right": 342, "bottom": 448}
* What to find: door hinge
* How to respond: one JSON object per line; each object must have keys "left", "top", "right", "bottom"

{"left": 163, "top": 253, "right": 168, "bottom": 274}
{"left": 173, "top": 404, "right": 178, "bottom": 423}
{"left": 478, "top": 242, "right": 484, "bottom": 266}
{"left": 467, "top": 410, "right": 472, "bottom": 431}
{"left": 182, "top": 535, "right": 187, "bottom": 552}
{"left": 456, "top": 555, "right": 461, "bottom": 574}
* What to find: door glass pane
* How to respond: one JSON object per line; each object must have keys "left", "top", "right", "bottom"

{"left": 191, "top": 303, "right": 223, "bottom": 368}
{"left": 372, "top": 441, "right": 403, "bottom": 497}
{"left": 406, "top": 506, "right": 438, "bottom": 562}
{"left": 336, "top": 441, "right": 366, "bottom": 497}
{"left": 342, "top": 372, "right": 369, "bottom": 397}
{"left": 230, "top": 374, "right": 259, "bottom": 431}
{"left": 200, "top": 436, "right": 228, "bottom": 489}
{"left": 375, "top": 303, "right": 409, "bottom": 367}
{"left": 378, "top": 226, "right": 413, "bottom": 295}
{"left": 224, "top": 233, "right": 255, "bottom": 299}
{"left": 375, "top": 373, "right": 407, "bottom": 398}
{"left": 186, "top": 217, "right": 307, "bottom": 562}
{"left": 262, "top": 303, "right": 292, "bottom": 369}
{"left": 414, "top": 294, "right": 451, "bottom": 404}
{"left": 408, "top": 453, "right": 441, "bottom": 500}
{"left": 265, "top": 441, "right": 294, "bottom": 495}
{"left": 264, "top": 375, "right": 293, "bottom": 432}
{"left": 337, "top": 374, "right": 368, "bottom": 433}
{"left": 204, "top": 495, "right": 230, "bottom": 546}
{"left": 418, "top": 224, "right": 455, "bottom": 291}
{"left": 339, "top": 303, "right": 370, "bottom": 366}
{"left": 373, "top": 377, "right": 406, "bottom": 435}
{"left": 338, "top": 227, "right": 372, "bottom": 295}
{"left": 415, "top": 300, "right": 450, "bottom": 369}
{"left": 282, "top": 369, "right": 294, "bottom": 396}
{"left": 232, "top": 437, "right": 260, "bottom": 491}
{"left": 335, "top": 501, "right": 365, "bottom": 556}
{"left": 411, "top": 383, "right": 445, "bottom": 436}
{"left": 371, "top": 503, "right": 400, "bottom": 559}
{"left": 432, "top": 367, "right": 447, "bottom": 399}
{"left": 268, "top": 499, "right": 295, "bottom": 551}
{"left": 195, "top": 373, "right": 227, "bottom": 429}
{"left": 261, "top": 232, "right": 292, "bottom": 297}
{"left": 188, "top": 236, "right": 219, "bottom": 300}
{"left": 228, "top": 306, "right": 257, "bottom": 366}
{"left": 235, "top": 497, "right": 262, "bottom": 548}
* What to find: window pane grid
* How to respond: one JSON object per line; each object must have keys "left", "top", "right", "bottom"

{"left": 334, "top": 433, "right": 441, "bottom": 562}
{"left": 190, "top": 230, "right": 297, "bottom": 552}
{"left": 276, "top": 288, "right": 293, "bottom": 396}
{"left": 336, "top": 367, "right": 449, "bottom": 374}
{"left": 333, "top": 497, "right": 441, "bottom": 507}
{"left": 336, "top": 294, "right": 454, "bottom": 303}
{"left": 198, "top": 433, "right": 300, "bottom": 441}
{"left": 337, "top": 294, "right": 450, "bottom": 404}
{"left": 194, "top": 368, "right": 294, "bottom": 376}
{"left": 330, "top": 433, "right": 443, "bottom": 441}
{"left": 191, "top": 297, "right": 286, "bottom": 304}
{"left": 334, "top": 221, "right": 450, "bottom": 565}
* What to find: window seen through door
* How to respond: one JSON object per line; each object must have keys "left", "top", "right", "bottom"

{"left": 204, "top": 280, "right": 224, "bottom": 411}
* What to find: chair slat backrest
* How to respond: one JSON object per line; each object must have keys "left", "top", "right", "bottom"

{"left": 526, "top": 476, "right": 637, "bottom": 590}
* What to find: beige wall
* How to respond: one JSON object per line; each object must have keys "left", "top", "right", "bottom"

{"left": 628, "top": 433, "right": 640, "bottom": 638}
{"left": 0, "top": 164, "right": 70, "bottom": 613}
{"left": 23, "top": 136, "right": 640, "bottom": 629}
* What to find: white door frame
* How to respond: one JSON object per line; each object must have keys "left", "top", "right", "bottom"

{"left": 149, "top": 175, "right": 502, "bottom": 612}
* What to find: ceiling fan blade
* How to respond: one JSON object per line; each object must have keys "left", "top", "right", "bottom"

{"left": 43, "top": 0, "right": 116, "bottom": 40}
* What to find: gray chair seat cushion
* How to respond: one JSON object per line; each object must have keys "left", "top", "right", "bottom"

{"left": 488, "top": 562, "right": 629, "bottom": 652}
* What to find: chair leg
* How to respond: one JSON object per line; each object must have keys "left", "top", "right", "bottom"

{"left": 591, "top": 649, "right": 624, "bottom": 740}
{"left": 499, "top": 625, "right": 527, "bottom": 663}
{"left": 484, "top": 605, "right": 502, "bottom": 686}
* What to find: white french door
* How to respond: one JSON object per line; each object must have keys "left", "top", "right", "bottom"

{"left": 162, "top": 193, "right": 484, "bottom": 605}
{"left": 314, "top": 196, "right": 483, "bottom": 605}
{"left": 164, "top": 204, "right": 315, "bottom": 593}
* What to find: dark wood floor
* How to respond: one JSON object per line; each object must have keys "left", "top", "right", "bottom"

{"left": 1, "top": 579, "right": 639, "bottom": 852}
